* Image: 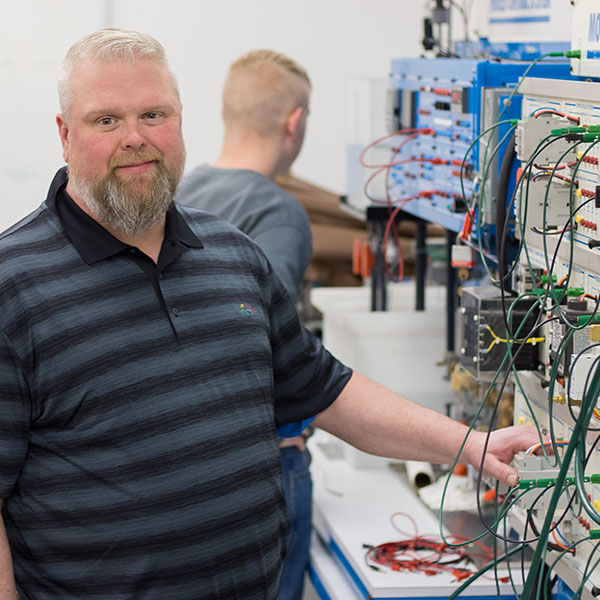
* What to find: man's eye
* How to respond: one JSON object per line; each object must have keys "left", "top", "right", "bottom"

{"left": 145, "top": 112, "right": 160, "bottom": 120}
{"left": 97, "top": 117, "right": 114, "bottom": 126}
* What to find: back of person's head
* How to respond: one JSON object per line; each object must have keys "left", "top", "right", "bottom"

{"left": 222, "top": 49, "right": 311, "bottom": 139}
{"left": 58, "top": 28, "right": 178, "bottom": 118}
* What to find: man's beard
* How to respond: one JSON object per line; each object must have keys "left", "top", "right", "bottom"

{"left": 68, "top": 152, "right": 184, "bottom": 236}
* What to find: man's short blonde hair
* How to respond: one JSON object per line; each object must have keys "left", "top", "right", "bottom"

{"left": 58, "top": 28, "right": 178, "bottom": 117}
{"left": 222, "top": 49, "right": 311, "bottom": 137}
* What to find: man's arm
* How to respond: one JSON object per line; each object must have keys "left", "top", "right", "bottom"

{"left": 0, "top": 501, "right": 17, "bottom": 598}
{"left": 313, "top": 372, "right": 540, "bottom": 486}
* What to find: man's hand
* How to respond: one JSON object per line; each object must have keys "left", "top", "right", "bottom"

{"left": 0, "top": 499, "right": 17, "bottom": 599}
{"left": 462, "top": 425, "right": 547, "bottom": 487}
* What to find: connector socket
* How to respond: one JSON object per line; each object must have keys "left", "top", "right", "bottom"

{"left": 516, "top": 117, "right": 576, "bottom": 164}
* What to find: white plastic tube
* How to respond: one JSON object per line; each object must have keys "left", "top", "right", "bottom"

{"left": 405, "top": 460, "right": 435, "bottom": 488}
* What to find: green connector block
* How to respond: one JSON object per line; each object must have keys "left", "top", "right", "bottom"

{"left": 588, "top": 125, "right": 600, "bottom": 134}
{"left": 566, "top": 50, "right": 582, "bottom": 59}
{"left": 518, "top": 475, "right": 594, "bottom": 489}
{"left": 567, "top": 287, "right": 585, "bottom": 297}
{"left": 519, "top": 479, "right": 535, "bottom": 489}
{"left": 577, "top": 314, "right": 600, "bottom": 326}
{"left": 591, "top": 529, "right": 600, "bottom": 539}
{"left": 540, "top": 274, "right": 557, "bottom": 284}
{"left": 549, "top": 51, "right": 566, "bottom": 57}
{"left": 551, "top": 126, "right": 586, "bottom": 136}
{"left": 510, "top": 119, "right": 519, "bottom": 126}
{"left": 582, "top": 133, "right": 600, "bottom": 143}
{"left": 536, "top": 478, "right": 554, "bottom": 487}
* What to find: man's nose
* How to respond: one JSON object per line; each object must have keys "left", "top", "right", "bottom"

{"left": 121, "top": 120, "right": 146, "bottom": 151}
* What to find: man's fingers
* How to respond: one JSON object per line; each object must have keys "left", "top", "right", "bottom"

{"left": 485, "top": 455, "right": 518, "bottom": 487}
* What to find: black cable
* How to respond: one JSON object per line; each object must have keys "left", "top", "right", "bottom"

{"left": 524, "top": 486, "right": 572, "bottom": 553}
{"left": 495, "top": 131, "right": 516, "bottom": 291}
{"left": 497, "top": 135, "right": 577, "bottom": 365}
{"left": 498, "top": 134, "right": 573, "bottom": 294}
{"left": 580, "top": 542, "right": 600, "bottom": 597}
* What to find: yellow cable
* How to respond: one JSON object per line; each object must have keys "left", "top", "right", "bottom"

{"left": 484, "top": 324, "right": 544, "bottom": 353}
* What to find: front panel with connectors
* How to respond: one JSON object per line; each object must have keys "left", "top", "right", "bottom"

{"left": 474, "top": 76, "right": 600, "bottom": 599}
{"left": 351, "top": 59, "right": 572, "bottom": 246}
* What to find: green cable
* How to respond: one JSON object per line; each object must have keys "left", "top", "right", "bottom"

{"left": 521, "top": 359, "right": 600, "bottom": 598}
{"left": 500, "top": 134, "right": 556, "bottom": 285}
{"left": 459, "top": 119, "right": 518, "bottom": 219}
{"left": 503, "top": 296, "right": 558, "bottom": 465}
{"left": 541, "top": 537, "right": 592, "bottom": 597}
{"left": 540, "top": 143, "right": 580, "bottom": 289}
{"left": 544, "top": 139, "right": 600, "bottom": 326}
{"left": 573, "top": 544, "right": 600, "bottom": 597}
{"left": 437, "top": 290, "right": 553, "bottom": 546}
{"left": 543, "top": 139, "right": 600, "bottom": 325}
{"left": 515, "top": 136, "right": 578, "bottom": 298}
{"left": 575, "top": 378, "right": 600, "bottom": 525}
{"left": 497, "top": 53, "right": 558, "bottom": 123}
{"left": 501, "top": 489, "right": 521, "bottom": 598}
{"left": 491, "top": 480, "right": 501, "bottom": 599}
{"left": 438, "top": 297, "right": 550, "bottom": 548}
{"left": 451, "top": 49, "right": 594, "bottom": 598}
{"left": 446, "top": 544, "right": 523, "bottom": 599}
{"left": 442, "top": 52, "right": 593, "bottom": 594}
{"left": 544, "top": 329, "right": 573, "bottom": 469}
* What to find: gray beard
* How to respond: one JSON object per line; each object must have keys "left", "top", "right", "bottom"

{"left": 69, "top": 161, "right": 181, "bottom": 236}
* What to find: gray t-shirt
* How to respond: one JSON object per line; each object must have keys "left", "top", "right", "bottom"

{"left": 177, "top": 165, "right": 312, "bottom": 302}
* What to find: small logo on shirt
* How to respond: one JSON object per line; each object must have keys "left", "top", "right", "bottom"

{"left": 238, "top": 303, "right": 255, "bottom": 315}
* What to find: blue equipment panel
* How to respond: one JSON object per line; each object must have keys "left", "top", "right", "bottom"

{"left": 388, "top": 58, "right": 572, "bottom": 237}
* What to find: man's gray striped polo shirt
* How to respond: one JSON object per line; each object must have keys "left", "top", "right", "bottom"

{"left": 0, "top": 169, "right": 352, "bottom": 599}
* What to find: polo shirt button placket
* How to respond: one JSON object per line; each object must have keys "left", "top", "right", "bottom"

{"left": 172, "top": 307, "right": 180, "bottom": 317}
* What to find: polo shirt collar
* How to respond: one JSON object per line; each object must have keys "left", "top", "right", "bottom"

{"left": 46, "top": 167, "right": 203, "bottom": 265}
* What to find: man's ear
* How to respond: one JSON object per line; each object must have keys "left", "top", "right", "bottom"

{"left": 56, "top": 113, "right": 70, "bottom": 163}
{"left": 285, "top": 106, "right": 304, "bottom": 138}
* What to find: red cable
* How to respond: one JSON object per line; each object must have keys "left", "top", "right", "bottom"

{"left": 359, "top": 128, "right": 435, "bottom": 168}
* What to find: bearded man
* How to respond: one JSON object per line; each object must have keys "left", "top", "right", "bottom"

{"left": 0, "top": 28, "right": 541, "bottom": 600}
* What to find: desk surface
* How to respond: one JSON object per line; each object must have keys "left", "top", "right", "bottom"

{"left": 309, "top": 431, "right": 524, "bottom": 599}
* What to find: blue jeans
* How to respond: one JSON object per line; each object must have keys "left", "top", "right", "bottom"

{"left": 278, "top": 446, "right": 313, "bottom": 600}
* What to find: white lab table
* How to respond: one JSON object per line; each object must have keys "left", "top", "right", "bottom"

{"left": 307, "top": 431, "right": 524, "bottom": 599}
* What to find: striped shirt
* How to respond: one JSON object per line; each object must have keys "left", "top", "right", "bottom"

{"left": 0, "top": 168, "right": 351, "bottom": 599}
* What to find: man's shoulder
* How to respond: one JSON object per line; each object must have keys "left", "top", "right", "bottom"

{"left": 180, "top": 163, "right": 268, "bottom": 189}
{"left": 177, "top": 204, "right": 262, "bottom": 245}
{"left": 177, "top": 203, "right": 234, "bottom": 230}
{"left": 0, "top": 203, "right": 58, "bottom": 254}
{"left": 179, "top": 165, "right": 303, "bottom": 208}
{"left": 0, "top": 203, "right": 69, "bottom": 292}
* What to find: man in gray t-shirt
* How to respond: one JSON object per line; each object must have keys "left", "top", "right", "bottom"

{"left": 177, "top": 165, "right": 311, "bottom": 302}
{"left": 177, "top": 50, "right": 314, "bottom": 600}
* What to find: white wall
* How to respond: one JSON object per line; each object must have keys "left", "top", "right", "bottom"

{"left": 0, "top": 0, "right": 108, "bottom": 230}
{"left": 0, "top": 0, "right": 427, "bottom": 231}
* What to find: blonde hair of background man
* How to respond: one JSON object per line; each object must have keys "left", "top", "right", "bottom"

{"left": 58, "top": 27, "right": 179, "bottom": 118}
{"left": 222, "top": 49, "right": 311, "bottom": 138}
